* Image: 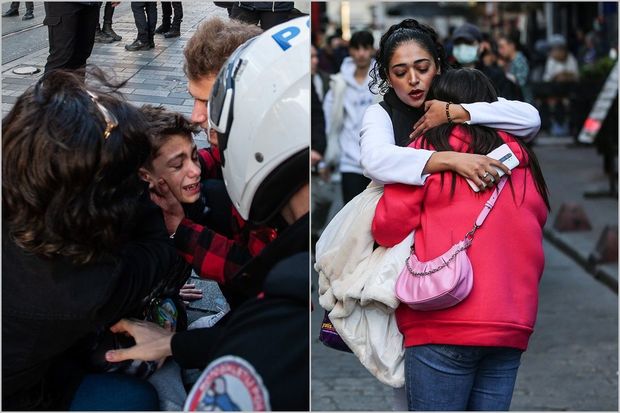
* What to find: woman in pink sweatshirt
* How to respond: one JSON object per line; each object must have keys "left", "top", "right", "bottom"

{"left": 372, "top": 68, "right": 549, "bottom": 411}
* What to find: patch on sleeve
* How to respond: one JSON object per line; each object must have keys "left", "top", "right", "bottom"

{"left": 184, "top": 355, "right": 271, "bottom": 411}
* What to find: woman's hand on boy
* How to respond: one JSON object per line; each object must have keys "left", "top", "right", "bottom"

{"left": 150, "top": 179, "right": 184, "bottom": 236}
{"left": 105, "top": 318, "right": 174, "bottom": 364}
{"left": 410, "top": 100, "right": 471, "bottom": 139}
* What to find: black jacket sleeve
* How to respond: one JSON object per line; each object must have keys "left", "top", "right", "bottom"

{"left": 96, "top": 198, "right": 179, "bottom": 323}
{"left": 311, "top": 85, "right": 327, "bottom": 155}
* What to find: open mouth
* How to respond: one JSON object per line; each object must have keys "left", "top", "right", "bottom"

{"left": 183, "top": 182, "right": 201, "bottom": 194}
{"left": 409, "top": 89, "right": 424, "bottom": 100}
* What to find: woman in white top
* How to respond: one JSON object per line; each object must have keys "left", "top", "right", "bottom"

{"left": 360, "top": 19, "right": 540, "bottom": 191}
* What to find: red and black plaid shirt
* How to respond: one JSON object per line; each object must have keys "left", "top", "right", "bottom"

{"left": 173, "top": 146, "right": 277, "bottom": 283}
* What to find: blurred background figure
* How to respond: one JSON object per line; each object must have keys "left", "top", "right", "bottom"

{"left": 126, "top": 1, "right": 157, "bottom": 51}
{"left": 2, "top": 1, "right": 33, "bottom": 20}
{"left": 541, "top": 34, "right": 580, "bottom": 136}
{"left": 323, "top": 30, "right": 378, "bottom": 204}
{"left": 94, "top": 2, "right": 122, "bottom": 44}
{"left": 452, "top": 22, "right": 522, "bottom": 100}
{"left": 498, "top": 33, "right": 534, "bottom": 104}
{"left": 543, "top": 34, "right": 579, "bottom": 83}
{"left": 318, "top": 32, "right": 349, "bottom": 74}
{"left": 43, "top": 2, "right": 99, "bottom": 74}
{"left": 155, "top": 1, "right": 183, "bottom": 38}
{"left": 229, "top": 2, "right": 296, "bottom": 30}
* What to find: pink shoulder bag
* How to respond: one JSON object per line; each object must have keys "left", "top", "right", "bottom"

{"left": 395, "top": 176, "right": 508, "bottom": 311}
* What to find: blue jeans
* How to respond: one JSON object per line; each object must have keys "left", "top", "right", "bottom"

{"left": 69, "top": 373, "right": 160, "bottom": 411}
{"left": 405, "top": 344, "right": 523, "bottom": 411}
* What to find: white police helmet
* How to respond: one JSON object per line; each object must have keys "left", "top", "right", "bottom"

{"left": 208, "top": 16, "right": 310, "bottom": 224}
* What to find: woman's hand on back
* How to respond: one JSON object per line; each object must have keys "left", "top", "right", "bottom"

{"left": 410, "top": 100, "right": 472, "bottom": 140}
{"left": 424, "top": 151, "right": 511, "bottom": 191}
{"left": 447, "top": 152, "right": 510, "bottom": 191}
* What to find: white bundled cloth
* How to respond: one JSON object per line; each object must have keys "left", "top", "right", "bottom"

{"left": 315, "top": 183, "right": 412, "bottom": 388}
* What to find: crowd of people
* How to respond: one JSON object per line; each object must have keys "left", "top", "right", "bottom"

{"left": 313, "top": 14, "right": 615, "bottom": 142}
{"left": 3, "top": 4, "right": 310, "bottom": 411}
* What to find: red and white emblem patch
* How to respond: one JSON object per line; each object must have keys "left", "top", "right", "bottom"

{"left": 184, "top": 355, "right": 271, "bottom": 411}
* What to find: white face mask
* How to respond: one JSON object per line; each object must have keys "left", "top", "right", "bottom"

{"left": 453, "top": 44, "right": 479, "bottom": 65}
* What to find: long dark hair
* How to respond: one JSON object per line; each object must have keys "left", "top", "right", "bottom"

{"left": 370, "top": 18, "right": 452, "bottom": 95}
{"left": 2, "top": 67, "right": 151, "bottom": 264}
{"left": 419, "top": 68, "right": 550, "bottom": 209}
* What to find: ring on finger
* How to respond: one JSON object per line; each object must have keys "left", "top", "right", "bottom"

{"left": 482, "top": 172, "right": 490, "bottom": 179}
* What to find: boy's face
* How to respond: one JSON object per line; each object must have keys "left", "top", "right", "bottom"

{"left": 349, "top": 45, "right": 374, "bottom": 69}
{"left": 139, "top": 134, "right": 202, "bottom": 204}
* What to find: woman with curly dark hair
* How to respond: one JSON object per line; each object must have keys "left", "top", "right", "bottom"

{"left": 360, "top": 19, "right": 542, "bottom": 191}
{"left": 2, "top": 69, "right": 178, "bottom": 410}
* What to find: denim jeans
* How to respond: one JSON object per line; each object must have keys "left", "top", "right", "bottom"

{"left": 405, "top": 344, "right": 523, "bottom": 411}
{"left": 69, "top": 373, "right": 159, "bottom": 411}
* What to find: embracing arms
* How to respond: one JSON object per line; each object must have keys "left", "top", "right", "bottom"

{"left": 359, "top": 98, "right": 540, "bottom": 189}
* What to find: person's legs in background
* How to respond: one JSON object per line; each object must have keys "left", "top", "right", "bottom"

{"left": 164, "top": 2, "right": 182, "bottom": 38}
{"left": 340, "top": 172, "right": 370, "bottom": 204}
{"left": 23, "top": 2, "right": 34, "bottom": 20}
{"left": 95, "top": 2, "right": 114, "bottom": 44}
{"left": 126, "top": 2, "right": 152, "bottom": 51}
{"left": 66, "top": 4, "right": 99, "bottom": 70}
{"left": 2, "top": 2, "right": 19, "bottom": 17}
{"left": 102, "top": 2, "right": 121, "bottom": 41}
{"left": 44, "top": 2, "right": 98, "bottom": 73}
{"left": 145, "top": 2, "right": 157, "bottom": 47}
{"left": 155, "top": 1, "right": 171, "bottom": 34}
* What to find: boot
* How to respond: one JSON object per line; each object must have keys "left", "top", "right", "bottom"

{"left": 102, "top": 22, "right": 122, "bottom": 42}
{"left": 94, "top": 26, "right": 114, "bottom": 44}
{"left": 164, "top": 21, "right": 181, "bottom": 38}
{"left": 22, "top": 10, "right": 33, "bottom": 20}
{"left": 2, "top": 7, "right": 18, "bottom": 17}
{"left": 154, "top": 19, "right": 170, "bottom": 35}
{"left": 125, "top": 39, "right": 153, "bottom": 51}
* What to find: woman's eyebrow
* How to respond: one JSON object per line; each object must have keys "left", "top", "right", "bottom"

{"left": 391, "top": 58, "right": 431, "bottom": 69}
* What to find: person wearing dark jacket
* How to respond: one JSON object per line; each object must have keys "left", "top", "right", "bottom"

{"left": 104, "top": 17, "right": 310, "bottom": 411}
{"left": 230, "top": 1, "right": 296, "bottom": 30}
{"left": 2, "top": 69, "right": 178, "bottom": 410}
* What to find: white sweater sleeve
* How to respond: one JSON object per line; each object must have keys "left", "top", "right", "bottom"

{"left": 359, "top": 104, "right": 434, "bottom": 185}
{"left": 461, "top": 98, "right": 541, "bottom": 142}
